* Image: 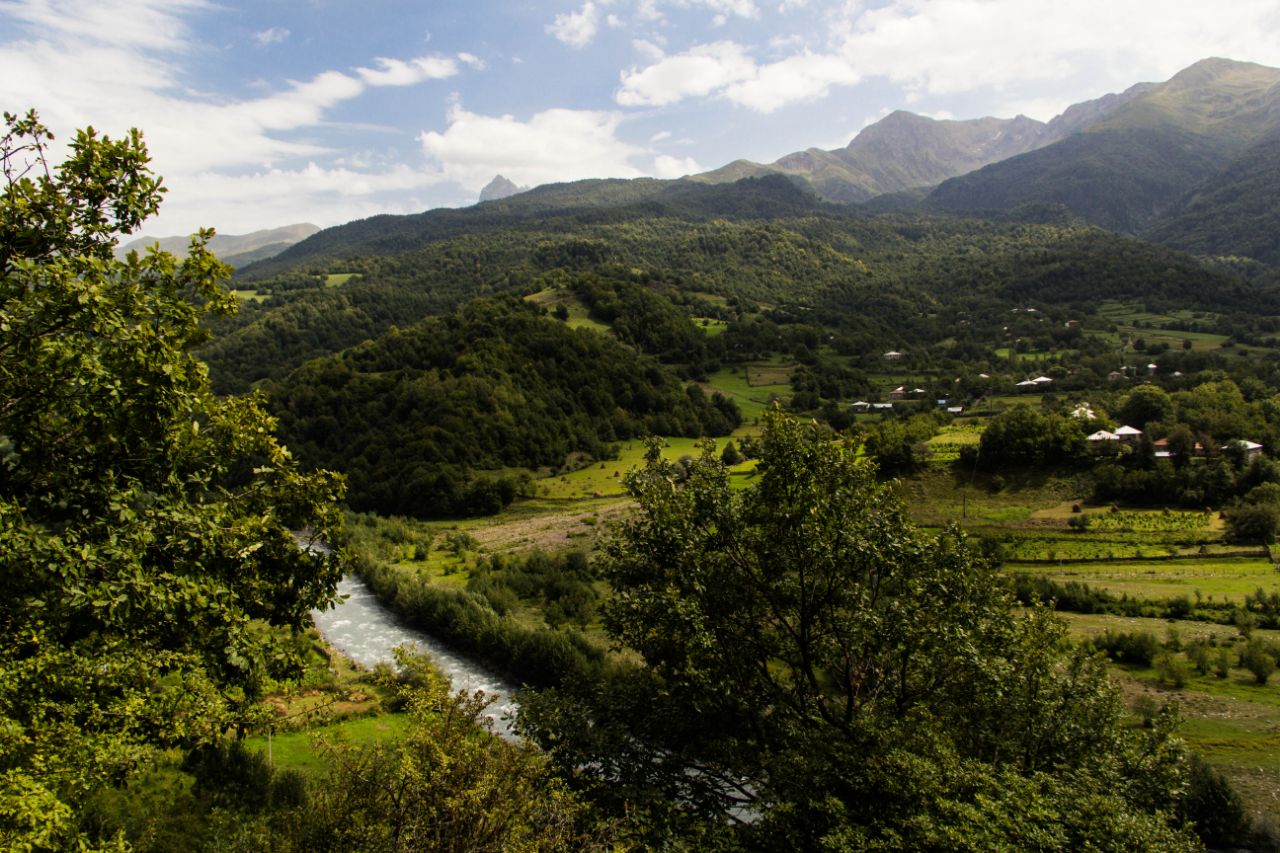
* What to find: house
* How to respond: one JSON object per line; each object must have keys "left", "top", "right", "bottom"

{"left": 1031, "top": 376, "right": 1053, "bottom": 385}
{"left": 1087, "top": 430, "right": 1120, "bottom": 451}
{"left": 888, "top": 385, "right": 907, "bottom": 401}
{"left": 883, "top": 350, "right": 903, "bottom": 360}
{"left": 1222, "top": 439, "right": 1264, "bottom": 458}
{"left": 1147, "top": 363, "right": 1158, "bottom": 374}
{"left": 912, "top": 387, "right": 927, "bottom": 396}
{"left": 1114, "top": 425, "right": 1143, "bottom": 445}
{"left": 850, "top": 401, "right": 871, "bottom": 412}
{"left": 946, "top": 406, "right": 964, "bottom": 414}
{"left": 1016, "top": 379, "right": 1038, "bottom": 388}
{"left": 1107, "top": 370, "right": 1125, "bottom": 382}
{"left": 872, "top": 402, "right": 894, "bottom": 410}
{"left": 1153, "top": 437, "right": 1206, "bottom": 459}
{"left": 1064, "top": 319, "right": 1080, "bottom": 328}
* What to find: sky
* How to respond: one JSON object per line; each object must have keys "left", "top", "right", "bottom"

{"left": 3, "top": 0, "right": 1280, "bottom": 237}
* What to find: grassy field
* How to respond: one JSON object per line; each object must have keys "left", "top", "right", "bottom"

{"left": 1053, "top": 610, "right": 1280, "bottom": 823}
{"left": 244, "top": 713, "right": 411, "bottom": 775}
{"left": 323, "top": 273, "right": 357, "bottom": 287}
{"left": 532, "top": 436, "right": 757, "bottom": 501}
{"left": 1006, "top": 559, "right": 1280, "bottom": 603}
{"left": 703, "top": 364, "right": 792, "bottom": 421}
{"left": 523, "top": 287, "right": 611, "bottom": 333}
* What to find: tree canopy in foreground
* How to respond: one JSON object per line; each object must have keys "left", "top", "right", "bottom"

{"left": 521, "top": 409, "right": 1201, "bottom": 850}
{"left": 0, "top": 111, "right": 345, "bottom": 850}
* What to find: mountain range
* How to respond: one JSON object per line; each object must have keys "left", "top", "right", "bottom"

{"left": 118, "top": 222, "right": 320, "bottom": 268}
{"left": 698, "top": 58, "right": 1279, "bottom": 263}
{"left": 244, "top": 57, "right": 1278, "bottom": 282}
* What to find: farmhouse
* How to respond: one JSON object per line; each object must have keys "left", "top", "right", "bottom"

{"left": 1087, "top": 430, "right": 1120, "bottom": 451}
{"left": 1114, "top": 425, "right": 1143, "bottom": 445}
{"left": 1222, "top": 439, "right": 1264, "bottom": 458}
{"left": 883, "top": 350, "right": 903, "bottom": 360}
{"left": 888, "top": 386, "right": 907, "bottom": 400}
{"left": 1153, "top": 437, "right": 1206, "bottom": 458}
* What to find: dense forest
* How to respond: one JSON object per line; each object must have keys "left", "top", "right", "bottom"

{"left": 266, "top": 295, "right": 739, "bottom": 516}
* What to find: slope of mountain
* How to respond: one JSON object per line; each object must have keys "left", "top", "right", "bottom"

{"left": 925, "top": 59, "right": 1280, "bottom": 235}
{"left": 1146, "top": 131, "right": 1280, "bottom": 265}
{"left": 479, "top": 174, "right": 526, "bottom": 202}
{"left": 694, "top": 112, "right": 1054, "bottom": 202}
{"left": 928, "top": 125, "right": 1228, "bottom": 233}
{"left": 238, "top": 174, "right": 822, "bottom": 279}
{"left": 202, "top": 171, "right": 1264, "bottom": 395}
{"left": 266, "top": 296, "right": 738, "bottom": 517}
{"left": 692, "top": 80, "right": 1156, "bottom": 203}
{"left": 118, "top": 222, "right": 319, "bottom": 262}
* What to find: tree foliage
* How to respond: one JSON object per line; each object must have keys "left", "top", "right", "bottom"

{"left": 0, "top": 111, "right": 345, "bottom": 849}
{"left": 520, "top": 409, "right": 1196, "bottom": 849}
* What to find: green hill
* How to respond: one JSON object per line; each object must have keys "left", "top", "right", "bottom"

{"left": 265, "top": 297, "right": 739, "bottom": 517}
{"left": 1146, "top": 132, "right": 1280, "bottom": 265}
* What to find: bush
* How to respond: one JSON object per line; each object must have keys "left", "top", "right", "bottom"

{"left": 1154, "top": 651, "right": 1190, "bottom": 688}
{"left": 1241, "top": 640, "right": 1277, "bottom": 685}
{"left": 1183, "top": 754, "right": 1251, "bottom": 848}
{"left": 1093, "top": 630, "right": 1160, "bottom": 667}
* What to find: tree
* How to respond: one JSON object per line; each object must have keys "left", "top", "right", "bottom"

{"left": 520, "top": 409, "right": 1197, "bottom": 850}
{"left": 263, "top": 650, "right": 613, "bottom": 853}
{"left": 977, "top": 404, "right": 1084, "bottom": 469}
{"left": 1240, "top": 640, "right": 1277, "bottom": 685}
{"left": 1119, "top": 385, "right": 1174, "bottom": 429}
{"left": 0, "top": 111, "right": 345, "bottom": 848}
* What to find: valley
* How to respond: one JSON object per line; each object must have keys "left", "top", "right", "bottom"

{"left": 10, "top": 49, "right": 1280, "bottom": 852}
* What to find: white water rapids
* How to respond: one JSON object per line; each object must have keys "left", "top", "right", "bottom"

{"left": 311, "top": 574, "right": 521, "bottom": 740}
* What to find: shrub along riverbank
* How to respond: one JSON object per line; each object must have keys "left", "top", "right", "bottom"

{"left": 352, "top": 551, "right": 611, "bottom": 690}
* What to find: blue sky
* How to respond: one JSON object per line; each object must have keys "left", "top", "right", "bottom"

{"left": 4, "top": 0, "right": 1280, "bottom": 236}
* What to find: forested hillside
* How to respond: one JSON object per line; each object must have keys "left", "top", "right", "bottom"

{"left": 202, "top": 176, "right": 1270, "bottom": 396}
{"left": 265, "top": 296, "right": 739, "bottom": 517}
{"left": 1148, "top": 131, "right": 1280, "bottom": 265}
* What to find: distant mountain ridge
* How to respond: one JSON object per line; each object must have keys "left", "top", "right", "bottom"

{"left": 925, "top": 58, "right": 1280, "bottom": 249}
{"left": 479, "top": 175, "right": 527, "bottom": 203}
{"left": 690, "top": 82, "right": 1154, "bottom": 203}
{"left": 117, "top": 223, "right": 320, "bottom": 267}
{"left": 236, "top": 57, "right": 1280, "bottom": 275}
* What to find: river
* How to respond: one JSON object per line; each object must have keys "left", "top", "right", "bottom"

{"left": 311, "top": 574, "right": 521, "bottom": 740}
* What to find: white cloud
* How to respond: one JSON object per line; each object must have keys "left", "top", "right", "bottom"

{"left": 160, "top": 163, "right": 448, "bottom": 234}
{"left": 457, "top": 52, "right": 485, "bottom": 69}
{"left": 547, "top": 2, "right": 599, "bottom": 48}
{"left": 419, "top": 105, "right": 646, "bottom": 191}
{"left": 354, "top": 55, "right": 460, "bottom": 87}
{"left": 252, "top": 26, "right": 289, "bottom": 46}
{"left": 650, "top": 130, "right": 672, "bottom": 142}
{"left": 613, "top": 0, "right": 1280, "bottom": 115}
{"left": 617, "top": 41, "right": 756, "bottom": 106}
{"left": 0, "top": 0, "right": 481, "bottom": 232}
{"left": 632, "top": 38, "right": 665, "bottom": 61}
{"left": 699, "top": 0, "right": 759, "bottom": 18}
{"left": 724, "top": 51, "right": 859, "bottom": 112}
{"left": 834, "top": 0, "right": 1280, "bottom": 110}
{"left": 653, "top": 153, "right": 700, "bottom": 177}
